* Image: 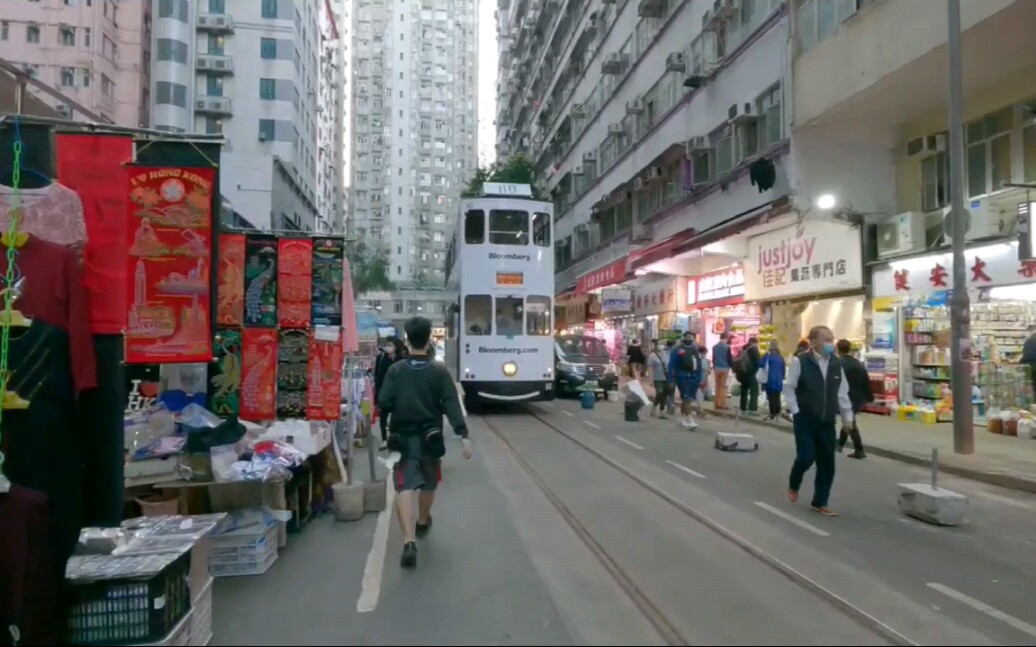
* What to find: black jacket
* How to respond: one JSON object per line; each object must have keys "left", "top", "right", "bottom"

{"left": 374, "top": 352, "right": 399, "bottom": 394}
{"left": 840, "top": 354, "right": 872, "bottom": 412}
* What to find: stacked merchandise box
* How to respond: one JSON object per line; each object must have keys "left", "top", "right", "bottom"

{"left": 209, "top": 520, "right": 279, "bottom": 577}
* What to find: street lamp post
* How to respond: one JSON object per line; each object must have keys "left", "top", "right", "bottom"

{"left": 947, "top": 0, "right": 973, "bottom": 454}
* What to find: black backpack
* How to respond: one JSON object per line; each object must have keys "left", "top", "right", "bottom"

{"left": 678, "top": 345, "right": 699, "bottom": 373}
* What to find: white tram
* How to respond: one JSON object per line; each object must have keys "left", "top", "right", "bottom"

{"left": 444, "top": 183, "right": 555, "bottom": 409}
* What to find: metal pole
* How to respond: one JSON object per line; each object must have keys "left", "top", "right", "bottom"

{"left": 931, "top": 448, "right": 939, "bottom": 490}
{"left": 947, "top": 0, "right": 973, "bottom": 454}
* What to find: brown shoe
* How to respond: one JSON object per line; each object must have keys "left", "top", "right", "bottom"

{"left": 786, "top": 489, "right": 798, "bottom": 504}
{"left": 811, "top": 506, "right": 838, "bottom": 517}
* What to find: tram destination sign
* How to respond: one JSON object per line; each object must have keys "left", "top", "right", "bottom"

{"left": 496, "top": 271, "right": 524, "bottom": 286}
{"left": 482, "top": 182, "right": 534, "bottom": 197}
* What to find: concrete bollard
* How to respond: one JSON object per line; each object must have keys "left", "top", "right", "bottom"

{"left": 332, "top": 482, "right": 366, "bottom": 521}
{"left": 714, "top": 432, "right": 759, "bottom": 452}
{"left": 897, "top": 448, "right": 969, "bottom": 526}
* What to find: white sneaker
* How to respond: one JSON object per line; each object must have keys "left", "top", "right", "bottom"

{"left": 679, "top": 417, "right": 693, "bottom": 429}
{"left": 687, "top": 416, "right": 699, "bottom": 431}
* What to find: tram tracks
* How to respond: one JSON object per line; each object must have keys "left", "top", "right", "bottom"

{"left": 478, "top": 407, "right": 915, "bottom": 647}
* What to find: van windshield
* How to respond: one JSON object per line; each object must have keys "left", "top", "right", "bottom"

{"left": 556, "top": 336, "right": 608, "bottom": 358}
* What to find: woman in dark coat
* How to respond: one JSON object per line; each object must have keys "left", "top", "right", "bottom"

{"left": 373, "top": 337, "right": 406, "bottom": 450}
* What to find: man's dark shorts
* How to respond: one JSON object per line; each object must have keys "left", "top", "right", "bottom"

{"left": 392, "top": 435, "right": 442, "bottom": 492}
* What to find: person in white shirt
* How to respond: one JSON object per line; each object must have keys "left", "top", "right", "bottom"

{"left": 782, "top": 325, "right": 854, "bottom": 517}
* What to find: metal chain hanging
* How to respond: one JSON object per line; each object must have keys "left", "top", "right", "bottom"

{"left": 0, "top": 127, "right": 25, "bottom": 486}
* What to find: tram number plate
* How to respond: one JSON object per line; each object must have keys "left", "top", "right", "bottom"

{"left": 496, "top": 271, "right": 524, "bottom": 286}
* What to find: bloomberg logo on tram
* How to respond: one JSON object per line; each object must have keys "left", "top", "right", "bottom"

{"left": 478, "top": 346, "right": 541, "bottom": 355}
{"left": 488, "top": 252, "right": 532, "bottom": 262}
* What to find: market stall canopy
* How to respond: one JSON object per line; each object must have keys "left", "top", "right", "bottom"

{"left": 341, "top": 257, "right": 359, "bottom": 353}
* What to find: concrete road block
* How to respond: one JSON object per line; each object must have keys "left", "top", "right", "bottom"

{"left": 897, "top": 483, "right": 969, "bottom": 526}
{"left": 715, "top": 432, "right": 759, "bottom": 452}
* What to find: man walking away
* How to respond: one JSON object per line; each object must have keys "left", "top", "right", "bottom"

{"left": 668, "top": 331, "right": 704, "bottom": 430}
{"left": 735, "top": 337, "right": 761, "bottom": 414}
{"left": 378, "top": 317, "right": 473, "bottom": 569}
{"left": 759, "top": 340, "right": 785, "bottom": 421}
{"left": 712, "top": 332, "right": 733, "bottom": 410}
{"left": 837, "top": 339, "right": 872, "bottom": 459}
{"left": 783, "top": 326, "right": 853, "bottom": 517}
{"left": 647, "top": 339, "right": 670, "bottom": 419}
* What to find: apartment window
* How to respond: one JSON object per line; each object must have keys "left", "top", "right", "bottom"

{"left": 205, "top": 117, "right": 223, "bottom": 135}
{"left": 158, "top": 0, "right": 189, "bottom": 22}
{"left": 103, "top": 35, "right": 117, "bottom": 61}
{"left": 206, "top": 75, "right": 223, "bottom": 97}
{"left": 797, "top": 0, "right": 867, "bottom": 53}
{"left": 1, "top": 21, "right": 8, "bottom": 41}
{"left": 156, "top": 38, "right": 188, "bottom": 64}
{"left": 711, "top": 125, "right": 735, "bottom": 176}
{"left": 260, "top": 38, "right": 277, "bottom": 59}
{"left": 81, "top": 68, "right": 91, "bottom": 87}
{"left": 921, "top": 152, "right": 950, "bottom": 213}
{"left": 101, "top": 73, "right": 114, "bottom": 98}
{"left": 966, "top": 107, "right": 1012, "bottom": 198}
{"left": 208, "top": 0, "right": 225, "bottom": 12}
{"left": 259, "top": 119, "right": 275, "bottom": 141}
{"left": 56, "top": 67, "right": 76, "bottom": 87}
{"left": 261, "top": 0, "right": 278, "bottom": 19}
{"left": 259, "top": 78, "right": 276, "bottom": 100}
{"left": 208, "top": 34, "right": 224, "bottom": 55}
{"left": 1025, "top": 122, "right": 1036, "bottom": 184}
{"left": 26, "top": 25, "right": 40, "bottom": 44}
{"left": 83, "top": 28, "right": 91, "bottom": 47}
{"left": 154, "top": 81, "right": 186, "bottom": 107}
{"left": 65, "top": 0, "right": 77, "bottom": 5}
{"left": 59, "top": 26, "right": 75, "bottom": 46}
{"left": 756, "top": 85, "right": 783, "bottom": 149}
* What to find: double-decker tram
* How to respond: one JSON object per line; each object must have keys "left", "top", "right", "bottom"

{"left": 444, "top": 183, "right": 555, "bottom": 409}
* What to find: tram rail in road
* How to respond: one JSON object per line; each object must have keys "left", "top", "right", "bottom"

{"left": 477, "top": 406, "right": 916, "bottom": 647}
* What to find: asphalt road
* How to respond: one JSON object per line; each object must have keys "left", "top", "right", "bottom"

{"left": 527, "top": 397, "right": 1036, "bottom": 646}
{"left": 210, "top": 398, "right": 1036, "bottom": 645}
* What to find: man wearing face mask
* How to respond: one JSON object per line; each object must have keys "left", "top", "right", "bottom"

{"left": 782, "top": 325, "right": 854, "bottom": 517}
{"left": 668, "top": 331, "right": 704, "bottom": 430}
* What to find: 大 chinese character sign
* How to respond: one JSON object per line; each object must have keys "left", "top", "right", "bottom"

{"left": 743, "top": 221, "right": 863, "bottom": 300}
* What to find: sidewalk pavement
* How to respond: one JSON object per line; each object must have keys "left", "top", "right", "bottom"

{"left": 710, "top": 405, "right": 1036, "bottom": 494}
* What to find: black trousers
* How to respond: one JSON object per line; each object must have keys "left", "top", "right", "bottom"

{"left": 739, "top": 377, "right": 759, "bottom": 412}
{"left": 838, "top": 418, "right": 865, "bottom": 452}
{"left": 78, "top": 335, "right": 126, "bottom": 528}
{"left": 765, "top": 388, "right": 782, "bottom": 416}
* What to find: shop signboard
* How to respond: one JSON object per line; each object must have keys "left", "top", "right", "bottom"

{"left": 601, "top": 287, "right": 633, "bottom": 315}
{"left": 576, "top": 258, "right": 628, "bottom": 295}
{"left": 743, "top": 221, "right": 864, "bottom": 301}
{"left": 872, "top": 241, "right": 1036, "bottom": 297}
{"left": 633, "top": 277, "right": 682, "bottom": 316}
{"left": 688, "top": 267, "right": 745, "bottom": 306}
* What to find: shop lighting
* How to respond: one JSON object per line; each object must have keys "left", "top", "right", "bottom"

{"left": 816, "top": 193, "right": 838, "bottom": 211}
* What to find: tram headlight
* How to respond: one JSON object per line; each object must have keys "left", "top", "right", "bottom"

{"left": 502, "top": 361, "right": 518, "bottom": 377}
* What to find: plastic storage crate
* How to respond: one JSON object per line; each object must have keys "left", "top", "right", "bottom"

{"left": 209, "top": 522, "right": 279, "bottom": 577}
{"left": 68, "top": 552, "right": 192, "bottom": 645}
{"left": 188, "top": 577, "right": 213, "bottom": 646}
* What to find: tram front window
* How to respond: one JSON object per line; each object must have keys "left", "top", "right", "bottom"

{"left": 495, "top": 296, "right": 524, "bottom": 337}
{"left": 464, "top": 294, "right": 491, "bottom": 335}
{"left": 489, "top": 210, "right": 529, "bottom": 245}
{"left": 526, "top": 295, "right": 551, "bottom": 336}
{"left": 532, "top": 212, "right": 551, "bottom": 247}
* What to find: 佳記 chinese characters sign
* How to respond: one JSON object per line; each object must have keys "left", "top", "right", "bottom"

{"left": 576, "top": 258, "right": 628, "bottom": 295}
{"left": 743, "top": 221, "right": 863, "bottom": 301}
{"left": 690, "top": 267, "right": 746, "bottom": 306}
{"left": 633, "top": 277, "right": 683, "bottom": 316}
{"left": 872, "top": 241, "right": 1036, "bottom": 297}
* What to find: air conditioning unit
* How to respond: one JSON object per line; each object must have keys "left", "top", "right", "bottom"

{"left": 714, "top": 0, "right": 740, "bottom": 20}
{"left": 601, "top": 53, "right": 625, "bottom": 75}
{"left": 728, "top": 102, "right": 757, "bottom": 124}
{"left": 631, "top": 222, "right": 653, "bottom": 244}
{"left": 633, "top": 177, "right": 645, "bottom": 191}
{"left": 195, "top": 100, "right": 207, "bottom": 110}
{"left": 638, "top": 0, "right": 664, "bottom": 18}
{"left": 905, "top": 133, "right": 947, "bottom": 160}
{"left": 572, "top": 167, "right": 585, "bottom": 176}
{"left": 685, "top": 136, "right": 712, "bottom": 155}
{"left": 602, "top": 0, "right": 617, "bottom": 3}
{"left": 56, "top": 104, "right": 72, "bottom": 118}
{"left": 876, "top": 212, "right": 926, "bottom": 258}
{"left": 214, "top": 58, "right": 230, "bottom": 70}
{"left": 607, "top": 123, "right": 625, "bottom": 136}
{"left": 648, "top": 166, "right": 666, "bottom": 180}
{"left": 570, "top": 102, "right": 585, "bottom": 117}
{"left": 582, "top": 150, "right": 596, "bottom": 162}
{"left": 665, "top": 52, "right": 686, "bottom": 72}
{"left": 625, "top": 99, "right": 644, "bottom": 115}
{"left": 701, "top": 9, "right": 717, "bottom": 31}
{"left": 942, "top": 200, "right": 1008, "bottom": 242}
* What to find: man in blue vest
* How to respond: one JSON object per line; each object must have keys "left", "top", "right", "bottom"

{"left": 782, "top": 325, "right": 854, "bottom": 517}
{"left": 668, "top": 331, "right": 704, "bottom": 430}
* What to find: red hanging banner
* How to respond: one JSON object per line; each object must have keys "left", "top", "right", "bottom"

{"left": 216, "top": 233, "right": 246, "bottom": 326}
{"left": 278, "top": 237, "right": 313, "bottom": 328}
{"left": 124, "top": 166, "right": 215, "bottom": 364}
{"left": 307, "top": 334, "right": 343, "bottom": 421}
{"left": 241, "top": 328, "right": 278, "bottom": 421}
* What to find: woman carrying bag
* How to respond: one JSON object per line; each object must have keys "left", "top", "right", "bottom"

{"left": 758, "top": 340, "right": 786, "bottom": 421}
{"left": 647, "top": 340, "right": 671, "bottom": 419}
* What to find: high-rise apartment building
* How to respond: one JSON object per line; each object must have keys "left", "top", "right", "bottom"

{"left": 151, "top": 0, "right": 340, "bottom": 232}
{"left": 0, "top": 0, "right": 152, "bottom": 126}
{"left": 349, "top": 0, "right": 479, "bottom": 324}
{"left": 318, "top": 0, "right": 346, "bottom": 234}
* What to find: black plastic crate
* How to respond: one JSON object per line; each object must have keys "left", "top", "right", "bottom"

{"left": 67, "top": 551, "right": 192, "bottom": 645}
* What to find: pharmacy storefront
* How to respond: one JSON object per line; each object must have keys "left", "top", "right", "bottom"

{"left": 687, "top": 266, "right": 761, "bottom": 357}
{"left": 743, "top": 220, "right": 866, "bottom": 354}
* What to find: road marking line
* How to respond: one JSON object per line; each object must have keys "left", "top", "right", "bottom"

{"left": 664, "top": 460, "right": 706, "bottom": 479}
{"left": 972, "top": 489, "right": 1036, "bottom": 513}
{"left": 753, "top": 501, "right": 831, "bottom": 537}
{"left": 540, "top": 401, "right": 555, "bottom": 408}
{"left": 614, "top": 435, "right": 644, "bottom": 450}
{"left": 356, "top": 486, "right": 396, "bottom": 613}
{"left": 561, "top": 410, "right": 574, "bottom": 417}
{"left": 927, "top": 582, "right": 1036, "bottom": 639}
{"left": 584, "top": 420, "right": 601, "bottom": 430}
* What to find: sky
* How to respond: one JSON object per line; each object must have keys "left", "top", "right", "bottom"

{"left": 477, "top": 0, "right": 498, "bottom": 168}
